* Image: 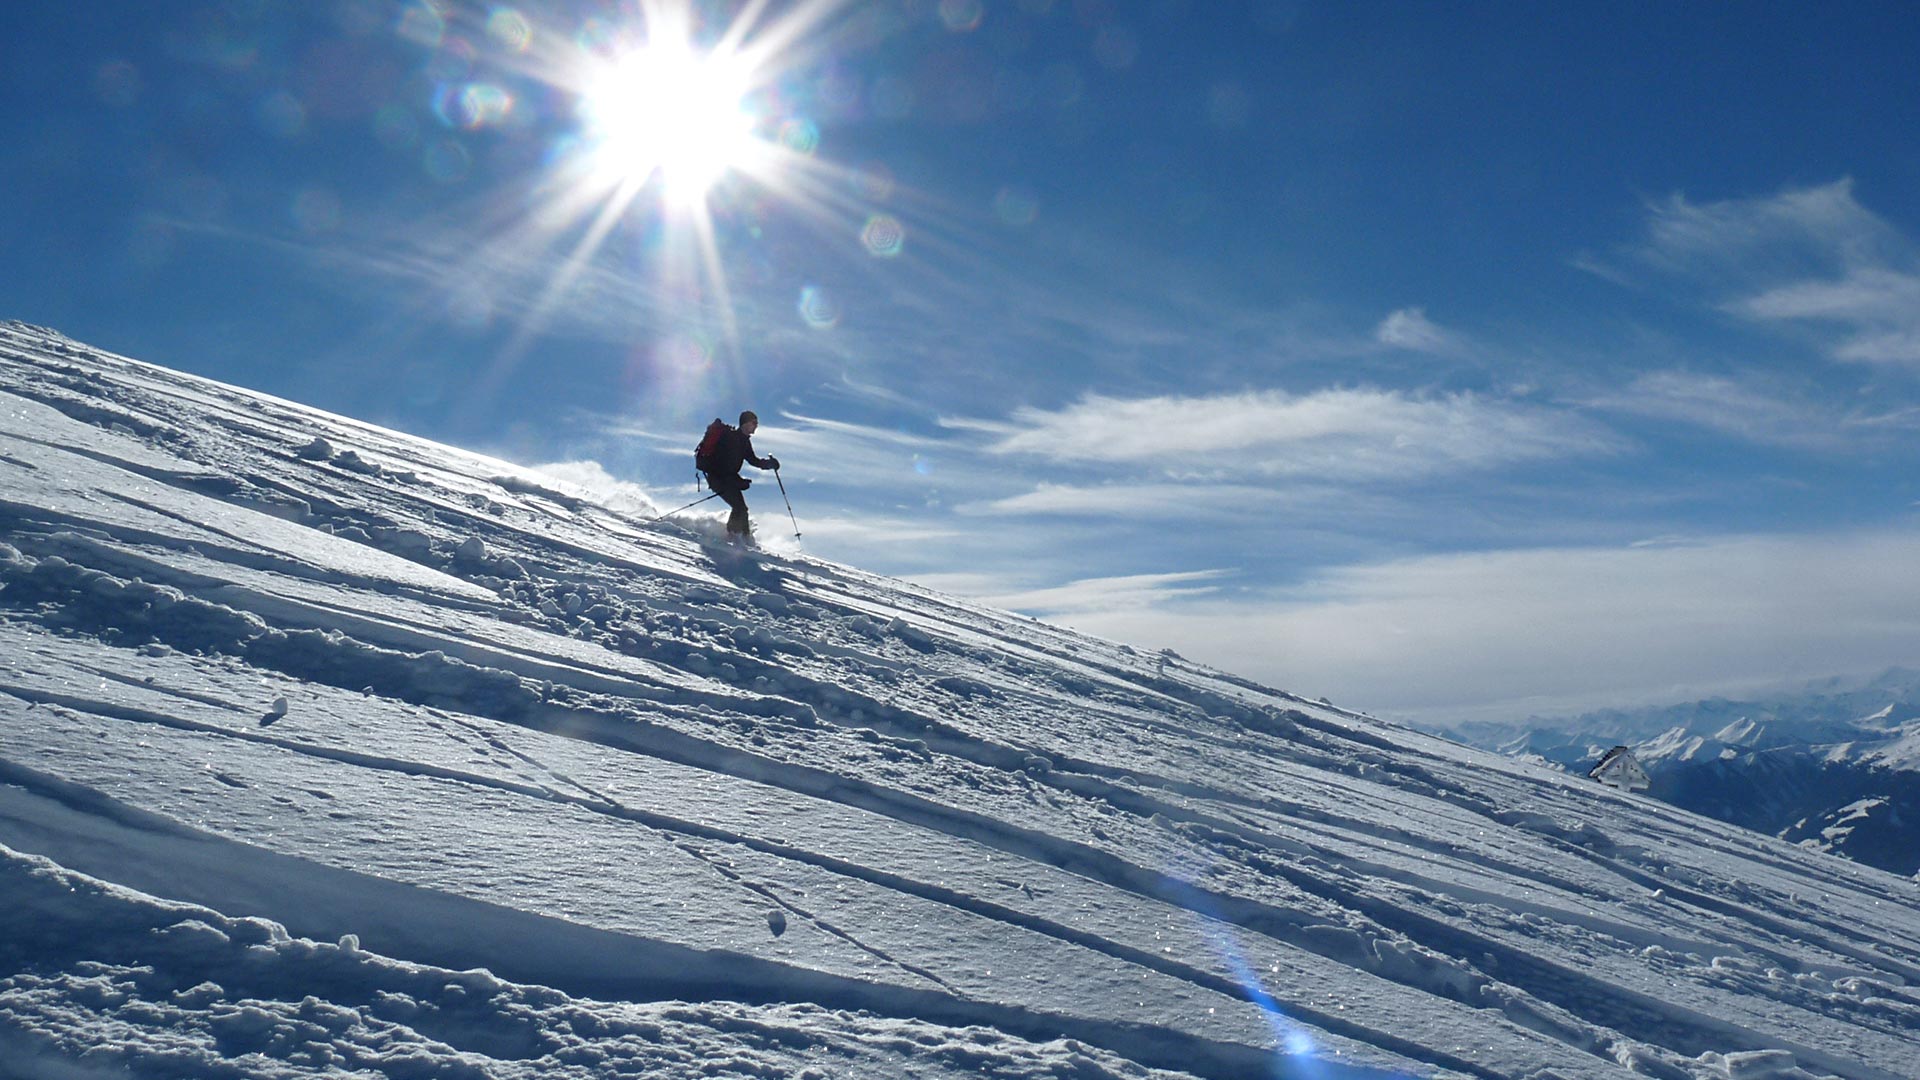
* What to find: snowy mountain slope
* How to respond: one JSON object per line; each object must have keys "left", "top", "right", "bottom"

{"left": 1444, "top": 681, "right": 1920, "bottom": 879}
{"left": 1645, "top": 755, "right": 1920, "bottom": 881}
{"left": 3, "top": 323, "right": 1919, "bottom": 1080}
{"left": 1457, "top": 674, "right": 1920, "bottom": 774}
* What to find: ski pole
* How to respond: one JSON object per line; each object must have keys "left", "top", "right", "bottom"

{"left": 774, "top": 467, "right": 801, "bottom": 539}
{"left": 648, "top": 491, "right": 721, "bottom": 522}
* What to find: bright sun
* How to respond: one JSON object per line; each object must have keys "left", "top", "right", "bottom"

{"left": 478, "top": 0, "right": 852, "bottom": 372}
{"left": 579, "top": 42, "right": 762, "bottom": 205}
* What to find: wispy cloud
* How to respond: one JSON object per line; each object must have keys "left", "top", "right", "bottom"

{"left": 1739, "top": 268, "right": 1920, "bottom": 364}
{"left": 758, "top": 413, "right": 998, "bottom": 495}
{"left": 777, "top": 512, "right": 963, "bottom": 546}
{"left": 1625, "top": 179, "right": 1899, "bottom": 278}
{"left": 974, "top": 569, "right": 1231, "bottom": 616}
{"left": 961, "top": 481, "right": 1272, "bottom": 519}
{"left": 952, "top": 388, "right": 1622, "bottom": 480}
{"left": 1042, "top": 526, "right": 1920, "bottom": 723}
{"left": 1850, "top": 404, "right": 1920, "bottom": 431}
{"left": 1581, "top": 370, "right": 1854, "bottom": 450}
{"left": 776, "top": 411, "right": 945, "bottom": 451}
{"left": 1374, "top": 307, "right": 1458, "bottom": 354}
{"left": 1599, "top": 178, "right": 1920, "bottom": 367}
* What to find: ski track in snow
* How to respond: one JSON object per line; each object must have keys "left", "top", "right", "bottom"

{"left": 3, "top": 323, "right": 1920, "bottom": 1080}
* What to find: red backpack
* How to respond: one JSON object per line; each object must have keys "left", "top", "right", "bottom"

{"left": 693, "top": 418, "right": 730, "bottom": 482}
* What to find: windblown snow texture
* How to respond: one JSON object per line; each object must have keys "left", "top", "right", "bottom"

{"left": 2, "top": 322, "right": 1917, "bottom": 1079}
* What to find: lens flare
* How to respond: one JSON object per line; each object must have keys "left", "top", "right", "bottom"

{"left": 994, "top": 186, "right": 1039, "bottom": 226}
{"left": 816, "top": 68, "right": 863, "bottom": 115}
{"left": 425, "top": 36, "right": 477, "bottom": 84}
{"left": 656, "top": 332, "right": 714, "bottom": 372}
{"left": 461, "top": 83, "right": 514, "bottom": 128}
{"left": 486, "top": 8, "right": 533, "bottom": 52}
{"left": 434, "top": 82, "right": 506, "bottom": 129}
{"left": 939, "top": 0, "right": 985, "bottom": 32}
{"left": 1042, "top": 62, "right": 1084, "bottom": 107}
{"left": 798, "top": 286, "right": 841, "bottom": 328}
{"left": 291, "top": 188, "right": 343, "bottom": 234}
{"left": 256, "top": 91, "right": 306, "bottom": 138}
{"left": 397, "top": 2, "right": 448, "bottom": 47}
{"left": 645, "top": 332, "right": 718, "bottom": 399}
{"left": 388, "top": 0, "right": 891, "bottom": 404}
{"left": 855, "top": 162, "right": 896, "bottom": 201}
{"left": 778, "top": 119, "right": 820, "bottom": 155}
{"left": 572, "top": 18, "right": 618, "bottom": 55}
{"left": 861, "top": 215, "right": 906, "bottom": 257}
{"left": 1163, "top": 856, "right": 1325, "bottom": 1075}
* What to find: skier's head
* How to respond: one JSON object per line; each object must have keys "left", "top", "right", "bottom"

{"left": 739, "top": 410, "right": 759, "bottom": 434}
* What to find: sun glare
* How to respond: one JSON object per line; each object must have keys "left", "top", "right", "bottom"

{"left": 437, "top": 0, "right": 864, "bottom": 382}
{"left": 580, "top": 43, "right": 761, "bottom": 205}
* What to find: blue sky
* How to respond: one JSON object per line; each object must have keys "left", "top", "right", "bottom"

{"left": 7, "top": 1, "right": 1920, "bottom": 723}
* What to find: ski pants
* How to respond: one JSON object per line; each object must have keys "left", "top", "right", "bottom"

{"left": 713, "top": 483, "right": 750, "bottom": 535}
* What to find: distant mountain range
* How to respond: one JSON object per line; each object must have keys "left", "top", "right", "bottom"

{"left": 1436, "top": 669, "right": 1920, "bottom": 879}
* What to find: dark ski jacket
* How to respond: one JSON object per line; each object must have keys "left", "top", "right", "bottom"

{"left": 705, "top": 428, "right": 775, "bottom": 491}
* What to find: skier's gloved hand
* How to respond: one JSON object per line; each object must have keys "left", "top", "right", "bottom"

{"left": 766, "top": 456, "right": 781, "bottom": 470}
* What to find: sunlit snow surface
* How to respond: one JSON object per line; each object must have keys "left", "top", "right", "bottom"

{"left": 2, "top": 322, "right": 1917, "bottom": 1079}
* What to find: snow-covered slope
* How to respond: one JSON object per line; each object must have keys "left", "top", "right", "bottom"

{"left": 3, "top": 322, "right": 1919, "bottom": 1080}
{"left": 1444, "top": 680, "right": 1920, "bottom": 879}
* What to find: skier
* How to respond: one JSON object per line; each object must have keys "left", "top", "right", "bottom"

{"left": 697, "top": 410, "right": 780, "bottom": 544}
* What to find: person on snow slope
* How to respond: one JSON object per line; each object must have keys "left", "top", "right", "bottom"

{"left": 699, "top": 410, "right": 780, "bottom": 543}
